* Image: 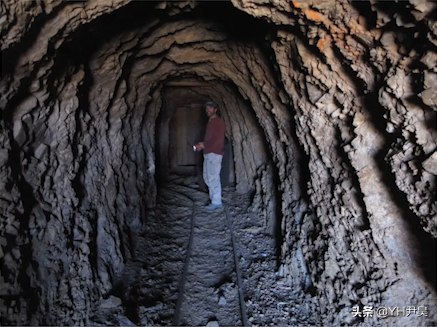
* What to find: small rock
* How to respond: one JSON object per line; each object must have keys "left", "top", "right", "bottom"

{"left": 423, "top": 151, "right": 437, "bottom": 175}
{"left": 5, "top": 224, "right": 18, "bottom": 236}
{"left": 141, "top": 303, "right": 164, "bottom": 312}
{"left": 99, "top": 295, "right": 122, "bottom": 309}
{"left": 116, "top": 314, "right": 136, "bottom": 326}
{"left": 34, "top": 143, "right": 48, "bottom": 159}
{"left": 218, "top": 296, "right": 227, "bottom": 305}
{"left": 206, "top": 320, "right": 219, "bottom": 327}
{"left": 11, "top": 247, "right": 21, "bottom": 260}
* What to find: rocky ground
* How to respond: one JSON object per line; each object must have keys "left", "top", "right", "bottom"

{"left": 89, "top": 175, "right": 320, "bottom": 326}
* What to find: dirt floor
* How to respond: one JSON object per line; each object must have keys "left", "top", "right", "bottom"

{"left": 108, "top": 175, "right": 318, "bottom": 326}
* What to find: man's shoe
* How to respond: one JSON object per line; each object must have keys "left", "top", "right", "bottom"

{"left": 205, "top": 203, "right": 223, "bottom": 210}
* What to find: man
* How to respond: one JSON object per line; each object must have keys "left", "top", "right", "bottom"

{"left": 198, "top": 101, "right": 226, "bottom": 210}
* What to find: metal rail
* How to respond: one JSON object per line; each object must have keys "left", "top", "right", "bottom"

{"left": 172, "top": 200, "right": 196, "bottom": 326}
{"left": 169, "top": 186, "right": 248, "bottom": 326}
{"left": 224, "top": 203, "right": 249, "bottom": 326}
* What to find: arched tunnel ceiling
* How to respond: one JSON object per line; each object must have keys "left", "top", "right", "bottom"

{"left": 1, "top": 0, "right": 436, "bottom": 326}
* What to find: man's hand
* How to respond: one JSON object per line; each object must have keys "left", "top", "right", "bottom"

{"left": 198, "top": 142, "right": 204, "bottom": 149}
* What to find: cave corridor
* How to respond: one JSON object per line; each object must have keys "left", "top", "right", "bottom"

{"left": 1, "top": 1, "right": 437, "bottom": 326}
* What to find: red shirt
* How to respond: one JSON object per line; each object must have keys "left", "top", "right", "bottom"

{"left": 203, "top": 116, "right": 225, "bottom": 155}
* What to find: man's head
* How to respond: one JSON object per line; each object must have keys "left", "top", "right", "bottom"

{"left": 204, "top": 101, "right": 219, "bottom": 118}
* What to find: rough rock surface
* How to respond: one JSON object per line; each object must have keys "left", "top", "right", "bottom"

{"left": 1, "top": 1, "right": 436, "bottom": 326}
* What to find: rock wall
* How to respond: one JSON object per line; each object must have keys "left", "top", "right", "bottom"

{"left": 1, "top": 0, "right": 436, "bottom": 325}
{"left": 231, "top": 0, "right": 437, "bottom": 324}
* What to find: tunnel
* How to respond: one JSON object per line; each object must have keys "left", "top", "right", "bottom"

{"left": 1, "top": 0, "right": 436, "bottom": 326}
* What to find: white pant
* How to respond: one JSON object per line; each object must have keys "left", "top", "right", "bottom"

{"left": 203, "top": 153, "right": 223, "bottom": 205}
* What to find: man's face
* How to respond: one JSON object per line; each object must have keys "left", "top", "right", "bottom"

{"left": 205, "top": 106, "right": 216, "bottom": 117}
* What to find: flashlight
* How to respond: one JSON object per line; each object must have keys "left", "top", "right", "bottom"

{"left": 193, "top": 143, "right": 201, "bottom": 151}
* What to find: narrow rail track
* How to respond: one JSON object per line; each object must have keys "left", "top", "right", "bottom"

{"left": 165, "top": 185, "right": 248, "bottom": 326}
{"left": 224, "top": 204, "right": 248, "bottom": 327}
{"left": 127, "top": 180, "right": 296, "bottom": 326}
